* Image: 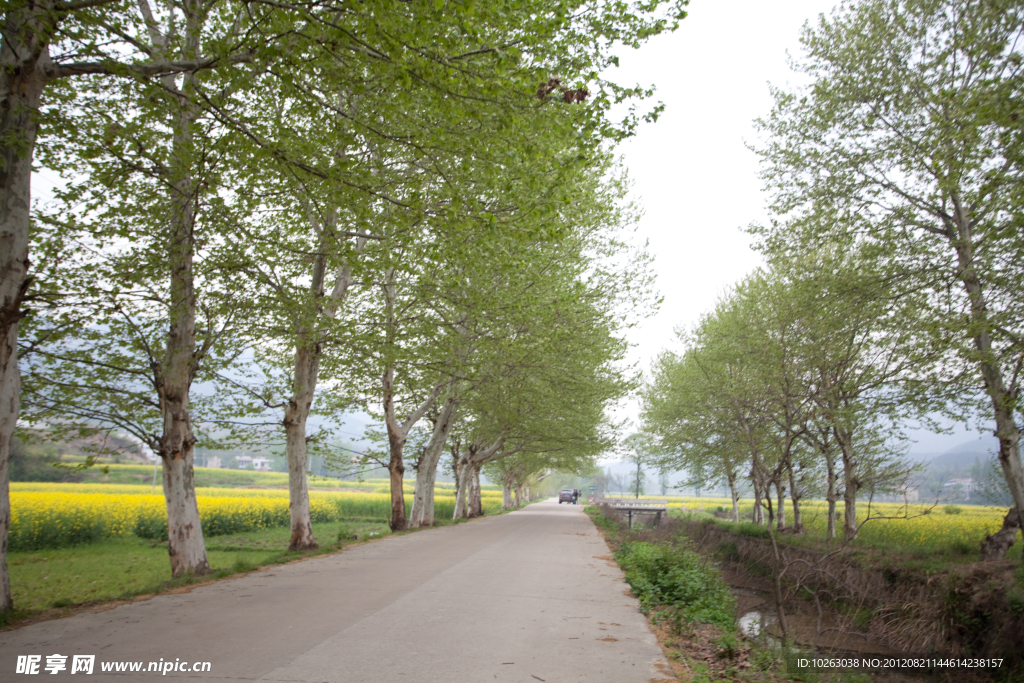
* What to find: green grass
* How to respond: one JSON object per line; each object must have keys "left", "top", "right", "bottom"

{"left": 6, "top": 519, "right": 391, "bottom": 615}
{"left": 615, "top": 540, "right": 736, "bottom": 631}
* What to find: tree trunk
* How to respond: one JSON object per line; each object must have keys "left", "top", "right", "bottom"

{"left": 387, "top": 429, "right": 407, "bottom": 531}
{"left": 158, "top": 268, "right": 209, "bottom": 579}
{"left": 408, "top": 394, "right": 458, "bottom": 528}
{"left": 381, "top": 367, "right": 442, "bottom": 532}
{"left": 825, "top": 450, "right": 838, "bottom": 540}
{"left": 161, "top": 445, "right": 209, "bottom": 576}
{"left": 468, "top": 463, "right": 483, "bottom": 517}
{"left": 0, "top": 5, "right": 52, "bottom": 612}
{"left": 750, "top": 454, "right": 766, "bottom": 525}
{"left": 775, "top": 480, "right": 786, "bottom": 532}
{"left": 0, "top": 296, "right": 20, "bottom": 611}
{"left": 836, "top": 427, "right": 859, "bottom": 541}
{"left": 283, "top": 216, "right": 362, "bottom": 549}
{"left": 380, "top": 354, "right": 444, "bottom": 530}
{"left": 765, "top": 525, "right": 790, "bottom": 641}
{"left": 979, "top": 507, "right": 1021, "bottom": 561}
{"left": 0, "top": 428, "right": 10, "bottom": 613}
{"left": 284, "top": 349, "right": 316, "bottom": 549}
{"left": 751, "top": 474, "right": 763, "bottom": 525}
{"left": 727, "top": 472, "right": 740, "bottom": 523}
{"left": 502, "top": 481, "right": 512, "bottom": 509}
{"left": 157, "top": 67, "right": 210, "bottom": 576}
{"left": 788, "top": 465, "right": 803, "bottom": 534}
{"left": 453, "top": 455, "right": 469, "bottom": 519}
{"left": 949, "top": 210, "right": 1024, "bottom": 553}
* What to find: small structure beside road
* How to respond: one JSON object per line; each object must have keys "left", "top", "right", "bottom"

{"left": 592, "top": 497, "right": 668, "bottom": 528}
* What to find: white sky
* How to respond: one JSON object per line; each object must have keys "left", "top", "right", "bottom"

{"left": 605, "top": 0, "right": 981, "bottom": 455}
{"left": 607, "top": 0, "right": 832, "bottom": 422}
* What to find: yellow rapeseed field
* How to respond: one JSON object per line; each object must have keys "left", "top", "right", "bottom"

{"left": 9, "top": 484, "right": 502, "bottom": 550}
{"left": 601, "top": 494, "right": 1021, "bottom": 558}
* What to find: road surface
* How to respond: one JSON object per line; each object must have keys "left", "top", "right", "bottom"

{"left": 1, "top": 499, "right": 673, "bottom": 682}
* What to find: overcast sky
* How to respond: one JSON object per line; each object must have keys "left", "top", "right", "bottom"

{"left": 605, "top": 0, "right": 980, "bottom": 455}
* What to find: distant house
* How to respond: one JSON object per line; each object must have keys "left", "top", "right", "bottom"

{"left": 898, "top": 485, "right": 919, "bottom": 502}
{"left": 236, "top": 456, "right": 272, "bottom": 471}
{"left": 943, "top": 477, "right": 978, "bottom": 500}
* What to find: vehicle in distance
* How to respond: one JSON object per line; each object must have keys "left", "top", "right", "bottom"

{"left": 558, "top": 489, "right": 575, "bottom": 504}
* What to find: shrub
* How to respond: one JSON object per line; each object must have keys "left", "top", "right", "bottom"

{"left": 944, "top": 505, "right": 964, "bottom": 515}
{"left": 614, "top": 541, "right": 736, "bottom": 630}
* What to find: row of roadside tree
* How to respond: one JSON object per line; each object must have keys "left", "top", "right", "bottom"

{"left": 0, "top": 0, "right": 689, "bottom": 613}
{"left": 643, "top": 0, "right": 1024, "bottom": 562}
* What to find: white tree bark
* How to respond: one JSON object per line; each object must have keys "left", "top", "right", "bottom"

{"left": 382, "top": 364, "right": 445, "bottom": 531}
{"left": 787, "top": 462, "right": 803, "bottom": 533}
{"left": 284, "top": 215, "right": 365, "bottom": 549}
{"left": 836, "top": 427, "right": 859, "bottom": 541}
{"left": 0, "top": 0, "right": 52, "bottom": 613}
{"left": 727, "top": 472, "right": 739, "bottom": 523}
{"left": 825, "top": 450, "right": 838, "bottom": 540}
{"left": 751, "top": 470, "right": 763, "bottom": 525}
{"left": 948, "top": 212, "right": 1024, "bottom": 556}
{"left": 408, "top": 392, "right": 458, "bottom": 528}
{"left": 775, "top": 480, "right": 786, "bottom": 532}
{"left": 151, "top": 5, "right": 214, "bottom": 577}
{"left": 467, "top": 462, "right": 483, "bottom": 517}
{"left": 452, "top": 439, "right": 504, "bottom": 519}
{"left": 284, "top": 386, "right": 316, "bottom": 550}
{"left": 453, "top": 457, "right": 469, "bottom": 520}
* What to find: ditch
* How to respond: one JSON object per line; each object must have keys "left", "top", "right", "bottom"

{"left": 589, "top": 504, "right": 1024, "bottom": 683}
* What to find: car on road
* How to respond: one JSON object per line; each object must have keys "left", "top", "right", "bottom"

{"left": 558, "top": 489, "right": 575, "bottom": 504}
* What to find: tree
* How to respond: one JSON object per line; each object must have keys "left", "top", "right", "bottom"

{"left": 20, "top": 0, "right": 282, "bottom": 580}
{"left": 754, "top": 0, "right": 1024, "bottom": 554}
{"left": 2, "top": 0, "right": 688, "bottom": 614}
{"left": 644, "top": 341, "right": 756, "bottom": 524}
{"left": 0, "top": 0, "right": 266, "bottom": 611}
{"left": 622, "top": 433, "right": 652, "bottom": 499}
{"left": 645, "top": 254, "right": 924, "bottom": 535}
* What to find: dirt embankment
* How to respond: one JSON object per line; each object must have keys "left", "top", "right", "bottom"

{"left": 673, "top": 516, "right": 1024, "bottom": 664}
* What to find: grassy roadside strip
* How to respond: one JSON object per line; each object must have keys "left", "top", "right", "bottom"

{"left": 586, "top": 505, "right": 822, "bottom": 683}
{"left": 1, "top": 514, "right": 481, "bottom": 631}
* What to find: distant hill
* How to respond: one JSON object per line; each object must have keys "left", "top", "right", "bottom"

{"left": 925, "top": 437, "right": 998, "bottom": 472}
{"left": 945, "top": 436, "right": 999, "bottom": 455}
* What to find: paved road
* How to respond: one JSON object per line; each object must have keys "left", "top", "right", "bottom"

{"left": 1, "top": 499, "right": 672, "bottom": 682}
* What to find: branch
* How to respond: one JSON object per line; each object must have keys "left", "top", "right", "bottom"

{"left": 400, "top": 379, "right": 448, "bottom": 434}
{"left": 54, "top": 0, "right": 119, "bottom": 11}
{"left": 45, "top": 51, "right": 253, "bottom": 80}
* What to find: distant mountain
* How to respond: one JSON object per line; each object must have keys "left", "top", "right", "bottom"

{"left": 945, "top": 436, "right": 999, "bottom": 456}
{"left": 927, "top": 450, "right": 986, "bottom": 473}
{"left": 924, "top": 437, "right": 997, "bottom": 472}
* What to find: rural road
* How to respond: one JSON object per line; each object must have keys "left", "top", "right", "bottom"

{"left": 1, "top": 499, "right": 673, "bottom": 682}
